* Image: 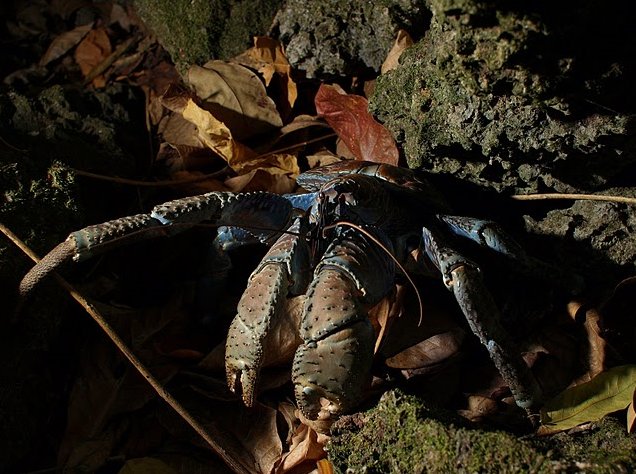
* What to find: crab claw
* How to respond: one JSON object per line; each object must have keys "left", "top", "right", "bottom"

{"left": 293, "top": 318, "right": 374, "bottom": 420}
{"left": 225, "top": 218, "right": 310, "bottom": 406}
{"left": 292, "top": 226, "right": 395, "bottom": 421}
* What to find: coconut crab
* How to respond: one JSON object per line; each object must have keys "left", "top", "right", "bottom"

{"left": 20, "top": 160, "right": 551, "bottom": 422}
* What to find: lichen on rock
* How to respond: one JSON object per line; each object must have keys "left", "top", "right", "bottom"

{"left": 274, "top": 0, "right": 430, "bottom": 78}
{"left": 134, "top": 0, "right": 282, "bottom": 74}
{"left": 370, "top": 0, "right": 636, "bottom": 194}
{"left": 328, "top": 390, "right": 636, "bottom": 473}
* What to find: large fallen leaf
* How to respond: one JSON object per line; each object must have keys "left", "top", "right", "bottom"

{"left": 39, "top": 22, "right": 93, "bottom": 66}
{"left": 275, "top": 421, "right": 326, "bottom": 474}
{"left": 188, "top": 60, "right": 282, "bottom": 140}
{"left": 234, "top": 36, "right": 298, "bottom": 117}
{"left": 74, "top": 26, "right": 112, "bottom": 87}
{"left": 181, "top": 97, "right": 257, "bottom": 170}
{"left": 627, "top": 388, "right": 636, "bottom": 433}
{"left": 566, "top": 301, "right": 607, "bottom": 383}
{"left": 539, "top": 365, "right": 636, "bottom": 435}
{"left": 314, "top": 84, "right": 399, "bottom": 165}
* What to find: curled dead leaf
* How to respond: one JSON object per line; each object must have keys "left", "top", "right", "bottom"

{"left": 234, "top": 36, "right": 298, "bottom": 117}
{"left": 74, "top": 27, "right": 112, "bottom": 87}
{"left": 566, "top": 300, "right": 607, "bottom": 381}
{"left": 275, "top": 421, "right": 326, "bottom": 474}
{"left": 385, "top": 328, "right": 466, "bottom": 370}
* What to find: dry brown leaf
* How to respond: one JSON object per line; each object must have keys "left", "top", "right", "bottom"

{"left": 314, "top": 84, "right": 399, "bottom": 165}
{"left": 306, "top": 151, "right": 342, "bottom": 169}
{"left": 276, "top": 114, "right": 331, "bottom": 140}
{"left": 59, "top": 298, "right": 184, "bottom": 466}
{"left": 109, "top": 3, "right": 133, "bottom": 31}
{"left": 163, "top": 80, "right": 300, "bottom": 190}
{"left": 627, "top": 389, "right": 636, "bottom": 433}
{"left": 385, "top": 328, "right": 466, "bottom": 370}
{"left": 181, "top": 98, "right": 258, "bottom": 170}
{"left": 39, "top": 22, "right": 93, "bottom": 66}
{"left": 275, "top": 422, "right": 326, "bottom": 474}
{"left": 188, "top": 60, "right": 283, "bottom": 140}
{"left": 159, "top": 113, "right": 201, "bottom": 147}
{"left": 234, "top": 36, "right": 298, "bottom": 116}
{"left": 567, "top": 301, "right": 607, "bottom": 382}
{"left": 74, "top": 27, "right": 112, "bottom": 87}
{"left": 381, "top": 29, "right": 414, "bottom": 74}
{"left": 459, "top": 395, "right": 500, "bottom": 422}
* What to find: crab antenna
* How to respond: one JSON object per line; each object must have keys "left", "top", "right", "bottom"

{"left": 323, "top": 221, "right": 425, "bottom": 327}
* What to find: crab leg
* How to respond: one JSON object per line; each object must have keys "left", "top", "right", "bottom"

{"left": 19, "top": 192, "right": 293, "bottom": 297}
{"left": 293, "top": 226, "right": 395, "bottom": 421}
{"left": 225, "top": 218, "right": 311, "bottom": 407}
{"left": 421, "top": 226, "right": 542, "bottom": 410}
{"left": 439, "top": 215, "right": 583, "bottom": 292}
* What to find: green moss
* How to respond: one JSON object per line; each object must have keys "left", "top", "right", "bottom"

{"left": 328, "top": 391, "right": 636, "bottom": 473}
{"left": 370, "top": 0, "right": 636, "bottom": 194}
{"left": 133, "top": 0, "right": 282, "bottom": 74}
{"left": 547, "top": 417, "right": 636, "bottom": 473}
{"left": 328, "top": 391, "right": 552, "bottom": 473}
{"left": 134, "top": 0, "right": 223, "bottom": 73}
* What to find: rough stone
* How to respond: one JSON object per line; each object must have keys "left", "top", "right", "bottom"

{"left": 328, "top": 390, "right": 636, "bottom": 473}
{"left": 273, "top": 0, "right": 430, "bottom": 78}
{"left": 523, "top": 191, "right": 636, "bottom": 289}
{"left": 133, "top": 0, "right": 282, "bottom": 74}
{"left": 370, "top": 0, "right": 636, "bottom": 194}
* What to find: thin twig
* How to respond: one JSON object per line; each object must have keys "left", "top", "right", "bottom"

{"left": 72, "top": 166, "right": 230, "bottom": 186}
{"left": 0, "top": 134, "right": 28, "bottom": 153}
{"left": 511, "top": 192, "right": 636, "bottom": 206}
{"left": 70, "top": 132, "right": 337, "bottom": 188}
{"left": 83, "top": 35, "right": 138, "bottom": 86}
{"left": 0, "top": 223, "right": 249, "bottom": 474}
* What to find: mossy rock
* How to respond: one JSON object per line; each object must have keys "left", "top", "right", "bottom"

{"left": 328, "top": 390, "right": 636, "bottom": 473}
{"left": 0, "top": 83, "right": 141, "bottom": 469}
{"left": 133, "top": 0, "right": 282, "bottom": 74}
{"left": 273, "top": 0, "right": 429, "bottom": 78}
{"left": 370, "top": 0, "right": 636, "bottom": 194}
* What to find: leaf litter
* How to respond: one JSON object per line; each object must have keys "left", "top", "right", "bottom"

{"left": 4, "top": 13, "right": 636, "bottom": 474}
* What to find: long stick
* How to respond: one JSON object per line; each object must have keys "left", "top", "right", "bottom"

{"left": 511, "top": 193, "right": 636, "bottom": 206}
{"left": 0, "top": 223, "right": 249, "bottom": 474}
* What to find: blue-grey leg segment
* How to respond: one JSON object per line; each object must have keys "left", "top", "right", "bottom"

{"left": 439, "top": 214, "right": 584, "bottom": 293}
{"left": 438, "top": 215, "right": 526, "bottom": 259}
{"left": 20, "top": 191, "right": 295, "bottom": 297}
{"left": 421, "top": 226, "right": 542, "bottom": 409}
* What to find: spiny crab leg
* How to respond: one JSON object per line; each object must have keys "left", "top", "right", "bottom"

{"left": 225, "top": 218, "right": 311, "bottom": 407}
{"left": 439, "top": 215, "right": 584, "bottom": 293}
{"left": 421, "top": 226, "right": 542, "bottom": 410}
{"left": 19, "top": 192, "right": 294, "bottom": 298}
{"left": 293, "top": 226, "right": 395, "bottom": 421}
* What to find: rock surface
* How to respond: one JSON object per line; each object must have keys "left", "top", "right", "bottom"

{"left": 273, "top": 0, "right": 429, "bottom": 78}
{"left": 134, "top": 0, "right": 283, "bottom": 73}
{"left": 370, "top": 0, "right": 636, "bottom": 195}
{"left": 329, "top": 390, "right": 636, "bottom": 473}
